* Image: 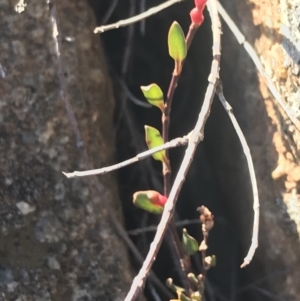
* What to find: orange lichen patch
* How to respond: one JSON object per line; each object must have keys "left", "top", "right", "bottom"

{"left": 250, "top": 0, "right": 281, "bottom": 30}
{"left": 249, "top": 0, "right": 281, "bottom": 30}
{"left": 247, "top": 0, "right": 300, "bottom": 192}
{"left": 261, "top": 95, "right": 299, "bottom": 191}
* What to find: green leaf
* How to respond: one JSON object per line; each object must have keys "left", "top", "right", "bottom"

{"left": 179, "top": 293, "right": 192, "bottom": 301}
{"left": 144, "top": 125, "right": 166, "bottom": 162}
{"left": 187, "top": 273, "right": 199, "bottom": 285}
{"left": 190, "top": 292, "right": 202, "bottom": 301}
{"left": 205, "top": 255, "right": 217, "bottom": 267}
{"left": 166, "top": 278, "right": 185, "bottom": 294}
{"left": 182, "top": 228, "right": 199, "bottom": 256}
{"left": 140, "top": 84, "right": 164, "bottom": 111}
{"left": 211, "top": 255, "right": 216, "bottom": 266}
{"left": 133, "top": 191, "right": 164, "bottom": 214}
{"left": 168, "top": 21, "right": 187, "bottom": 62}
{"left": 166, "top": 279, "right": 193, "bottom": 301}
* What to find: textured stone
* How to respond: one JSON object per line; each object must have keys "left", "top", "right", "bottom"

{"left": 0, "top": 1, "right": 135, "bottom": 300}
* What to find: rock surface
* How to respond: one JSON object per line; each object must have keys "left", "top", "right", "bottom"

{"left": 0, "top": 1, "right": 135, "bottom": 300}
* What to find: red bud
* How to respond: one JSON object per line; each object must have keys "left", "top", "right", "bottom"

{"left": 194, "top": 0, "right": 207, "bottom": 12}
{"left": 190, "top": 7, "right": 204, "bottom": 26}
{"left": 147, "top": 191, "right": 167, "bottom": 207}
{"left": 157, "top": 194, "right": 168, "bottom": 206}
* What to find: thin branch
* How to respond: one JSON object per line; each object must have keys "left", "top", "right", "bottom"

{"left": 63, "top": 135, "right": 189, "bottom": 178}
{"left": 162, "top": 23, "right": 200, "bottom": 184}
{"left": 139, "top": 0, "right": 146, "bottom": 35}
{"left": 128, "top": 219, "right": 201, "bottom": 235}
{"left": 217, "top": 1, "right": 300, "bottom": 132}
{"left": 101, "top": 0, "right": 119, "bottom": 24}
{"left": 120, "top": 78, "right": 151, "bottom": 108}
{"left": 216, "top": 80, "right": 259, "bottom": 268}
{"left": 124, "top": 0, "right": 222, "bottom": 299}
{"left": 94, "top": 0, "right": 186, "bottom": 33}
{"left": 161, "top": 11, "right": 201, "bottom": 297}
{"left": 121, "top": 0, "right": 136, "bottom": 76}
{"left": 197, "top": 206, "right": 214, "bottom": 285}
{"left": 48, "top": 0, "right": 84, "bottom": 148}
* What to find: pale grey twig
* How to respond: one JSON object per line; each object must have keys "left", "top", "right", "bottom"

{"left": 216, "top": 81, "right": 259, "bottom": 268}
{"left": 102, "top": 0, "right": 119, "bottom": 24}
{"left": 122, "top": 0, "right": 136, "bottom": 76}
{"left": 94, "top": 0, "right": 186, "bottom": 33}
{"left": 48, "top": 0, "right": 83, "bottom": 148}
{"left": 124, "top": 0, "right": 222, "bottom": 299}
{"left": 139, "top": 0, "right": 146, "bottom": 35}
{"left": 114, "top": 73, "right": 151, "bottom": 108}
{"left": 252, "top": 287, "right": 288, "bottom": 301}
{"left": 148, "top": 284, "right": 162, "bottom": 301}
{"left": 121, "top": 79, "right": 151, "bottom": 108}
{"left": 128, "top": 219, "right": 201, "bottom": 235}
{"left": 63, "top": 135, "right": 189, "bottom": 178}
{"left": 217, "top": 1, "right": 300, "bottom": 132}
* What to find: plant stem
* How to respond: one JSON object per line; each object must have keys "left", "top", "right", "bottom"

{"left": 162, "top": 23, "right": 200, "bottom": 187}
{"left": 162, "top": 22, "right": 200, "bottom": 296}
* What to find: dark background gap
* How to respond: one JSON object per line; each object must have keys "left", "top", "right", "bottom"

{"left": 88, "top": 1, "right": 264, "bottom": 300}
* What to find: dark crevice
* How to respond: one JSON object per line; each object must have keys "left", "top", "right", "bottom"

{"left": 89, "top": 1, "right": 269, "bottom": 300}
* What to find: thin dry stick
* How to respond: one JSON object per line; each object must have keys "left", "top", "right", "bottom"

{"left": 121, "top": 0, "right": 136, "bottom": 76}
{"left": 197, "top": 206, "right": 214, "bottom": 281}
{"left": 48, "top": 0, "right": 83, "bottom": 148}
{"left": 128, "top": 219, "right": 201, "bottom": 235}
{"left": 63, "top": 135, "right": 189, "bottom": 178}
{"left": 94, "top": 0, "right": 186, "bottom": 33}
{"left": 102, "top": 0, "right": 119, "bottom": 24}
{"left": 216, "top": 81, "right": 259, "bottom": 268}
{"left": 124, "top": 0, "right": 222, "bottom": 300}
{"left": 217, "top": 1, "right": 300, "bottom": 133}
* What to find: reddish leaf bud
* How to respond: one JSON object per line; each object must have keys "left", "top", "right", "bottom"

{"left": 147, "top": 190, "right": 167, "bottom": 206}
{"left": 190, "top": 7, "right": 204, "bottom": 26}
{"left": 194, "top": 0, "right": 207, "bottom": 12}
{"left": 133, "top": 190, "right": 167, "bottom": 214}
{"left": 157, "top": 193, "right": 168, "bottom": 206}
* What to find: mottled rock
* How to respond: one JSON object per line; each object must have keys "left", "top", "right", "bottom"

{"left": 0, "top": 1, "right": 136, "bottom": 300}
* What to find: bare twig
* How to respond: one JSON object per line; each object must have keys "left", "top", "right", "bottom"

{"left": 63, "top": 135, "right": 189, "bottom": 178}
{"left": 198, "top": 206, "right": 214, "bottom": 278}
{"left": 124, "top": 0, "right": 222, "bottom": 299}
{"left": 217, "top": 1, "right": 300, "bottom": 132}
{"left": 102, "top": 0, "right": 119, "bottom": 24}
{"left": 122, "top": 0, "right": 136, "bottom": 76}
{"left": 216, "top": 80, "right": 259, "bottom": 268}
{"left": 196, "top": 206, "right": 215, "bottom": 299}
{"left": 139, "top": 0, "right": 146, "bottom": 35}
{"left": 128, "top": 219, "right": 201, "bottom": 235}
{"left": 94, "top": 0, "right": 186, "bottom": 33}
{"left": 48, "top": 0, "right": 83, "bottom": 148}
{"left": 120, "top": 78, "right": 151, "bottom": 108}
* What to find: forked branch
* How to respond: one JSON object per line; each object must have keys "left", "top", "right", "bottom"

{"left": 216, "top": 80, "right": 259, "bottom": 268}
{"left": 94, "top": 0, "right": 187, "bottom": 33}
{"left": 63, "top": 135, "right": 189, "bottom": 178}
{"left": 124, "top": 1, "right": 222, "bottom": 300}
{"left": 217, "top": 1, "right": 300, "bottom": 132}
